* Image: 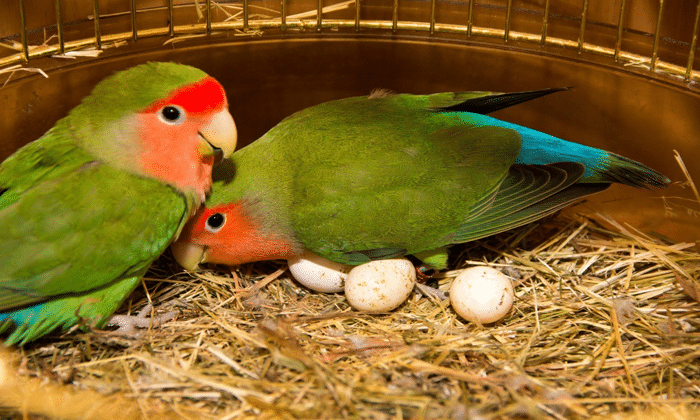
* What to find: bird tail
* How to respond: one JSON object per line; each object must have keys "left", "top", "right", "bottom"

{"left": 435, "top": 88, "right": 671, "bottom": 190}
{"left": 594, "top": 152, "right": 670, "bottom": 189}
{"left": 502, "top": 122, "right": 670, "bottom": 189}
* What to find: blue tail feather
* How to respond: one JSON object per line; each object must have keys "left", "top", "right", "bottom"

{"left": 459, "top": 113, "right": 670, "bottom": 188}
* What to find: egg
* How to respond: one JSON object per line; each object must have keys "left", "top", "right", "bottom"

{"left": 450, "top": 266, "right": 514, "bottom": 324}
{"left": 344, "top": 259, "right": 416, "bottom": 312}
{"left": 287, "top": 251, "right": 352, "bottom": 293}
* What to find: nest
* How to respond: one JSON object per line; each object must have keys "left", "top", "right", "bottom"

{"left": 0, "top": 202, "right": 698, "bottom": 420}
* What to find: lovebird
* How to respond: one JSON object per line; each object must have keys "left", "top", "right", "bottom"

{"left": 0, "top": 62, "right": 237, "bottom": 345}
{"left": 171, "top": 88, "right": 669, "bottom": 272}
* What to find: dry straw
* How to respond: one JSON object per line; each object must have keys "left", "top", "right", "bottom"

{"left": 0, "top": 202, "right": 697, "bottom": 419}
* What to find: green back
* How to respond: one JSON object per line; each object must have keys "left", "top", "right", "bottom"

{"left": 209, "top": 94, "right": 521, "bottom": 264}
{"left": 0, "top": 127, "right": 89, "bottom": 210}
{"left": 205, "top": 90, "right": 618, "bottom": 267}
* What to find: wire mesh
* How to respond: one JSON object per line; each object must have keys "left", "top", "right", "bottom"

{"left": 0, "top": 0, "right": 699, "bottom": 85}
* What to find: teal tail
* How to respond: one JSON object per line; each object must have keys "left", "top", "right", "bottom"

{"left": 465, "top": 113, "right": 670, "bottom": 188}
{"left": 0, "top": 305, "right": 52, "bottom": 346}
{"left": 437, "top": 88, "right": 670, "bottom": 189}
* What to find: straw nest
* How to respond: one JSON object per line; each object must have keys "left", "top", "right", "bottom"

{"left": 0, "top": 205, "right": 698, "bottom": 420}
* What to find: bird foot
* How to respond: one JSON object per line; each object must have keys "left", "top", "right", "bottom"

{"left": 416, "top": 265, "right": 435, "bottom": 282}
{"left": 414, "top": 282, "right": 448, "bottom": 301}
{"left": 107, "top": 303, "right": 178, "bottom": 335}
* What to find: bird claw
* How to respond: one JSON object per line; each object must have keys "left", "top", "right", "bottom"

{"left": 106, "top": 303, "right": 177, "bottom": 335}
{"left": 416, "top": 265, "right": 435, "bottom": 282}
{"left": 414, "top": 282, "right": 448, "bottom": 301}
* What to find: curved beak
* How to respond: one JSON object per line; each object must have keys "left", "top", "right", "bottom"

{"left": 198, "top": 109, "right": 237, "bottom": 163}
{"left": 171, "top": 241, "right": 209, "bottom": 271}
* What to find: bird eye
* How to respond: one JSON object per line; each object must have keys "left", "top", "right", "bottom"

{"left": 205, "top": 213, "right": 226, "bottom": 233}
{"left": 158, "top": 105, "right": 185, "bottom": 124}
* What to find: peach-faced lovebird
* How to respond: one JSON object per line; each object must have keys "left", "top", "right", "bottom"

{"left": 0, "top": 62, "right": 237, "bottom": 345}
{"left": 171, "top": 88, "right": 668, "bottom": 271}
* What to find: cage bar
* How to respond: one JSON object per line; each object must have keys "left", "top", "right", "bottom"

{"left": 614, "top": 0, "right": 626, "bottom": 61}
{"left": 0, "top": 0, "right": 697, "bottom": 85}
{"left": 578, "top": 0, "right": 589, "bottom": 52}
{"left": 93, "top": 0, "right": 101, "bottom": 49}
{"left": 18, "top": 0, "right": 29, "bottom": 62}
{"left": 206, "top": 0, "right": 212, "bottom": 34}
{"left": 244, "top": 0, "right": 249, "bottom": 30}
{"left": 540, "top": 0, "right": 550, "bottom": 45}
{"left": 393, "top": 0, "right": 399, "bottom": 33}
{"left": 282, "top": 0, "right": 288, "bottom": 30}
{"left": 504, "top": 0, "right": 512, "bottom": 42}
{"left": 467, "top": 0, "right": 474, "bottom": 37}
{"left": 131, "top": 0, "right": 137, "bottom": 41}
{"left": 56, "top": 0, "right": 65, "bottom": 54}
{"left": 651, "top": 0, "right": 665, "bottom": 71}
{"left": 686, "top": 0, "right": 700, "bottom": 80}
{"left": 168, "top": 0, "right": 174, "bottom": 37}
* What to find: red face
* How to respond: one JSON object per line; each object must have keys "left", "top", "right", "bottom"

{"left": 136, "top": 77, "right": 236, "bottom": 201}
{"left": 173, "top": 202, "right": 300, "bottom": 268}
{"left": 141, "top": 77, "right": 228, "bottom": 116}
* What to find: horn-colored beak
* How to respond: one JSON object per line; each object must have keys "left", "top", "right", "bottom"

{"left": 198, "top": 109, "right": 237, "bottom": 163}
{"left": 171, "top": 241, "right": 208, "bottom": 271}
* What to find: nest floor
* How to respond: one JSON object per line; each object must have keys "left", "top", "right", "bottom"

{"left": 0, "top": 211, "right": 699, "bottom": 420}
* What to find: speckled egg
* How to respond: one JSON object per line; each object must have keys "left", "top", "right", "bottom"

{"left": 287, "top": 251, "right": 351, "bottom": 293}
{"left": 345, "top": 259, "right": 416, "bottom": 312}
{"left": 450, "top": 266, "right": 514, "bottom": 324}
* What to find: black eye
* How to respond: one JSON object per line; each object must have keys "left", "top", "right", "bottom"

{"left": 158, "top": 105, "right": 184, "bottom": 124}
{"left": 205, "top": 213, "right": 226, "bottom": 233}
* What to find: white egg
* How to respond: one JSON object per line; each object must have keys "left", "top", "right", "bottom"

{"left": 345, "top": 259, "right": 416, "bottom": 312}
{"left": 450, "top": 266, "right": 514, "bottom": 324}
{"left": 287, "top": 251, "right": 351, "bottom": 293}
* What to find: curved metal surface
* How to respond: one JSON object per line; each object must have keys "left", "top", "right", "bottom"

{"left": 1, "top": 1, "right": 699, "bottom": 84}
{"left": 1, "top": 35, "right": 699, "bottom": 242}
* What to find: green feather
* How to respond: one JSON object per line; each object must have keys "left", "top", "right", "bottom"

{"left": 413, "top": 248, "right": 450, "bottom": 270}
{"left": 0, "top": 62, "right": 209, "bottom": 344}
{"left": 67, "top": 62, "right": 207, "bottom": 137}
{"left": 1, "top": 163, "right": 188, "bottom": 307}
{"left": 0, "top": 159, "right": 191, "bottom": 344}
{"left": 208, "top": 94, "right": 522, "bottom": 265}
{"left": 0, "top": 129, "right": 88, "bottom": 211}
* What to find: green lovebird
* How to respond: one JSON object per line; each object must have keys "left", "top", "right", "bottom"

{"left": 171, "top": 88, "right": 669, "bottom": 271}
{"left": 0, "top": 62, "right": 237, "bottom": 345}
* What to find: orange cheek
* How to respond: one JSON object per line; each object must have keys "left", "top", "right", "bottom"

{"left": 196, "top": 228, "right": 244, "bottom": 265}
{"left": 203, "top": 245, "right": 232, "bottom": 265}
{"left": 191, "top": 203, "right": 300, "bottom": 265}
{"left": 178, "top": 210, "right": 210, "bottom": 243}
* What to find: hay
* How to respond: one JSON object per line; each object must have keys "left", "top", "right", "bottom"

{"left": 0, "top": 208, "right": 698, "bottom": 420}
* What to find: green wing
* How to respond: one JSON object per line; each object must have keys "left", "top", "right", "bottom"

{"left": 217, "top": 92, "right": 604, "bottom": 267}
{"left": 0, "top": 128, "right": 92, "bottom": 211}
{"left": 0, "top": 160, "right": 189, "bottom": 311}
{"left": 452, "top": 162, "right": 608, "bottom": 242}
{"left": 280, "top": 94, "right": 601, "bottom": 265}
{"left": 287, "top": 113, "right": 522, "bottom": 264}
